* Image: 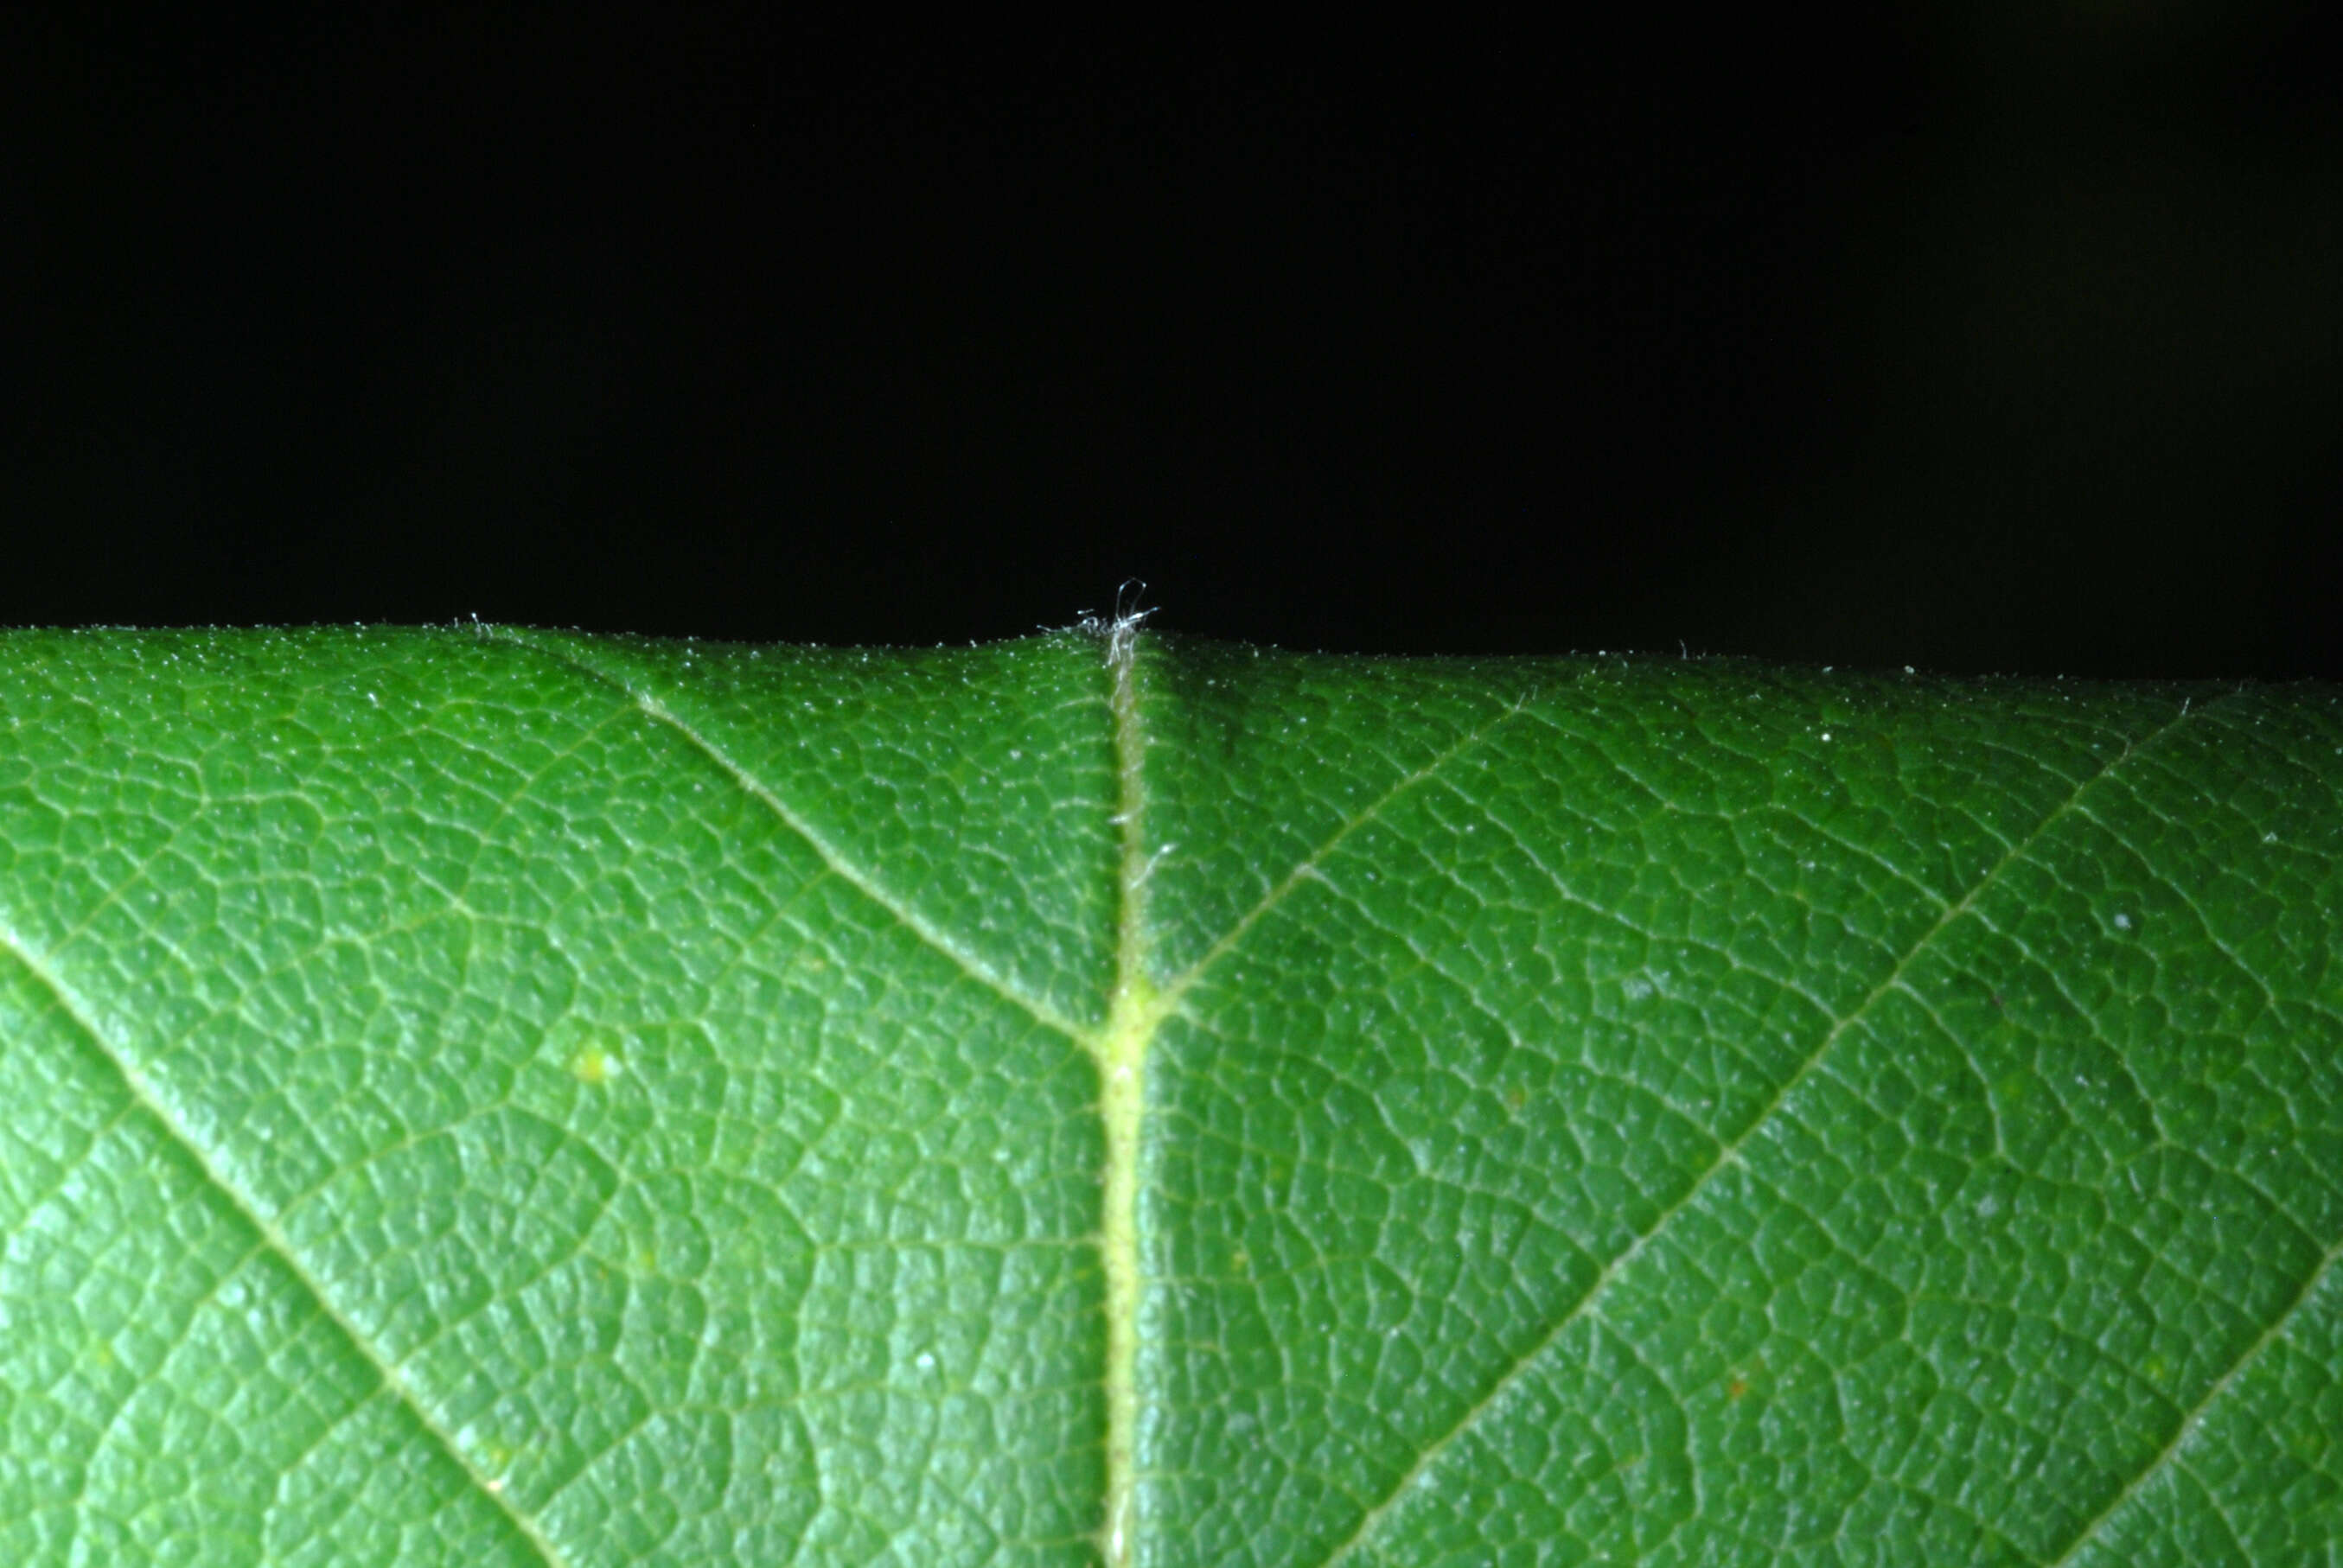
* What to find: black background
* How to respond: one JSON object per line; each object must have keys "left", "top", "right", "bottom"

{"left": 7, "top": 8, "right": 2339, "bottom": 675}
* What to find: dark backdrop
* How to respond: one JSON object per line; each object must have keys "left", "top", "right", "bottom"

{"left": 7, "top": 8, "right": 2338, "bottom": 676}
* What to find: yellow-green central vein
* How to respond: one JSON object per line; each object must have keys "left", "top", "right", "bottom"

{"left": 1084, "top": 646, "right": 1543, "bottom": 1566}
{"left": 1095, "top": 613, "right": 1167, "bottom": 1568}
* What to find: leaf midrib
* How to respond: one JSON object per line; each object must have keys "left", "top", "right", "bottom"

{"left": 1098, "top": 615, "right": 1154, "bottom": 1568}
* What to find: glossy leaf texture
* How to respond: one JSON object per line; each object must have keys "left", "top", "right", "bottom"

{"left": 0, "top": 627, "right": 2339, "bottom": 1567}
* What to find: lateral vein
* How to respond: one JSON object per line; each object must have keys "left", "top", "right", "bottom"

{"left": 0, "top": 922, "right": 567, "bottom": 1568}
{"left": 2040, "top": 1196, "right": 2343, "bottom": 1560}
{"left": 1311, "top": 692, "right": 2220, "bottom": 1567}
{"left": 482, "top": 628, "right": 1092, "bottom": 1046}
{"left": 1150, "top": 688, "right": 1538, "bottom": 1019}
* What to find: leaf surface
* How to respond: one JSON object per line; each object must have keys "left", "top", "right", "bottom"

{"left": 0, "top": 627, "right": 2338, "bottom": 1565}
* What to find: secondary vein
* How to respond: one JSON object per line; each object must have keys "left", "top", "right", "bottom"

{"left": 482, "top": 628, "right": 1090, "bottom": 1045}
{"left": 1312, "top": 691, "right": 2219, "bottom": 1568}
{"left": 1150, "top": 688, "right": 1536, "bottom": 1018}
{"left": 2040, "top": 1191, "right": 2343, "bottom": 1563}
{"left": 0, "top": 922, "right": 568, "bottom": 1568}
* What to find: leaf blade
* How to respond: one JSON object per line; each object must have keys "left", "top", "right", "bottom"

{"left": 3, "top": 630, "right": 2340, "bottom": 1565}
{"left": 1137, "top": 651, "right": 2343, "bottom": 1565}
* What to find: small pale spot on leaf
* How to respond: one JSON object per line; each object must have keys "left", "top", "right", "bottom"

{"left": 571, "top": 1043, "right": 624, "bottom": 1084}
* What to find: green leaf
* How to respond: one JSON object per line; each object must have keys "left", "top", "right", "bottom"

{"left": 1, "top": 625, "right": 2339, "bottom": 1566}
